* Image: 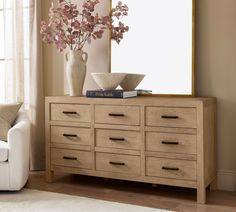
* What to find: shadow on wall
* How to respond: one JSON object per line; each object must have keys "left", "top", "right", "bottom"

{"left": 195, "top": 0, "right": 236, "bottom": 191}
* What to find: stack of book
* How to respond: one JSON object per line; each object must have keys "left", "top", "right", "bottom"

{"left": 86, "top": 89, "right": 152, "bottom": 99}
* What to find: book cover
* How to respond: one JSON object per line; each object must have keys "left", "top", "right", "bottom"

{"left": 86, "top": 90, "right": 137, "bottom": 98}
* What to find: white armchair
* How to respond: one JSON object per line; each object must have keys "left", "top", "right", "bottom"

{"left": 0, "top": 112, "right": 30, "bottom": 190}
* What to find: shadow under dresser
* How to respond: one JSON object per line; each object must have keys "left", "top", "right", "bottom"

{"left": 45, "top": 96, "right": 216, "bottom": 204}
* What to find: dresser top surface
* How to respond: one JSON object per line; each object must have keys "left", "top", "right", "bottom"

{"left": 45, "top": 96, "right": 216, "bottom": 106}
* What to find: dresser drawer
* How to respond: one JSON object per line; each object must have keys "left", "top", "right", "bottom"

{"left": 96, "top": 152, "right": 141, "bottom": 175}
{"left": 51, "top": 126, "right": 91, "bottom": 146}
{"left": 95, "top": 105, "right": 140, "bottom": 126}
{"left": 146, "top": 107, "right": 197, "bottom": 128}
{"left": 146, "top": 157, "right": 196, "bottom": 181}
{"left": 51, "top": 148, "right": 92, "bottom": 169}
{"left": 96, "top": 129, "right": 141, "bottom": 150}
{"left": 51, "top": 104, "right": 91, "bottom": 122}
{"left": 146, "top": 132, "right": 196, "bottom": 155}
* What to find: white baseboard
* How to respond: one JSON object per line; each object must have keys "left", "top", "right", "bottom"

{"left": 217, "top": 170, "right": 236, "bottom": 191}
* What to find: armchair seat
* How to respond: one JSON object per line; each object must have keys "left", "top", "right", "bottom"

{"left": 0, "top": 112, "right": 30, "bottom": 191}
{"left": 0, "top": 140, "right": 8, "bottom": 162}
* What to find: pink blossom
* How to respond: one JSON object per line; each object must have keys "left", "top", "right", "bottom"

{"left": 40, "top": 0, "right": 129, "bottom": 52}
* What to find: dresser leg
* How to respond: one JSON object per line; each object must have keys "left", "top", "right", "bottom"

{"left": 46, "top": 170, "right": 54, "bottom": 183}
{"left": 197, "top": 186, "right": 206, "bottom": 204}
{"left": 209, "top": 177, "right": 218, "bottom": 191}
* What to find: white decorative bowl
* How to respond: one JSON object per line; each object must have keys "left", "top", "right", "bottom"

{"left": 120, "top": 73, "right": 145, "bottom": 91}
{"left": 91, "top": 73, "right": 127, "bottom": 90}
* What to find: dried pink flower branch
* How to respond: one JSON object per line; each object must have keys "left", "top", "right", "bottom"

{"left": 40, "top": 0, "right": 128, "bottom": 52}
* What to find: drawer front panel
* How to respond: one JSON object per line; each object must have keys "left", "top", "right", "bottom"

{"left": 51, "top": 148, "right": 92, "bottom": 169}
{"left": 146, "top": 157, "right": 196, "bottom": 181}
{"left": 146, "top": 132, "right": 196, "bottom": 155}
{"left": 51, "top": 126, "right": 91, "bottom": 146}
{"left": 51, "top": 104, "right": 91, "bottom": 122}
{"left": 146, "top": 107, "right": 196, "bottom": 128}
{"left": 96, "top": 129, "right": 141, "bottom": 150}
{"left": 96, "top": 152, "right": 141, "bottom": 175}
{"left": 95, "top": 105, "right": 140, "bottom": 126}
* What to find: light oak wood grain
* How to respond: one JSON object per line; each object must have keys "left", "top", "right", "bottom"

{"left": 196, "top": 103, "right": 205, "bottom": 204}
{"left": 51, "top": 126, "right": 91, "bottom": 146}
{"left": 45, "top": 96, "right": 216, "bottom": 204}
{"left": 51, "top": 103, "right": 91, "bottom": 122}
{"left": 140, "top": 106, "right": 146, "bottom": 177}
{"left": 51, "top": 143, "right": 91, "bottom": 151}
{"left": 45, "top": 100, "right": 54, "bottom": 182}
{"left": 91, "top": 104, "right": 96, "bottom": 170}
{"left": 145, "top": 151, "right": 197, "bottom": 161}
{"left": 50, "top": 166, "right": 197, "bottom": 188}
{"left": 51, "top": 148, "right": 92, "bottom": 169}
{"left": 146, "top": 157, "right": 197, "bottom": 181}
{"left": 95, "top": 147, "right": 140, "bottom": 156}
{"left": 45, "top": 96, "right": 215, "bottom": 106}
{"left": 95, "top": 129, "right": 141, "bottom": 150}
{"left": 146, "top": 132, "right": 197, "bottom": 155}
{"left": 95, "top": 124, "right": 140, "bottom": 131}
{"left": 145, "top": 126, "right": 197, "bottom": 134}
{"left": 146, "top": 107, "right": 197, "bottom": 128}
{"left": 50, "top": 120, "right": 91, "bottom": 128}
{"left": 95, "top": 105, "right": 140, "bottom": 126}
{"left": 95, "top": 152, "right": 141, "bottom": 175}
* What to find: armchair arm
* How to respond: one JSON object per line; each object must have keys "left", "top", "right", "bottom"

{"left": 7, "top": 113, "right": 30, "bottom": 190}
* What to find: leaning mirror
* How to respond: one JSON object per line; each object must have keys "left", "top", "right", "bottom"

{"left": 110, "top": 0, "right": 195, "bottom": 95}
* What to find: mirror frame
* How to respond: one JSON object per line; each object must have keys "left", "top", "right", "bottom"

{"left": 108, "top": 0, "right": 196, "bottom": 97}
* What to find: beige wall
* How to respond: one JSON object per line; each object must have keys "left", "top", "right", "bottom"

{"left": 195, "top": 0, "right": 236, "bottom": 190}
{"left": 42, "top": 0, "right": 108, "bottom": 96}
{"left": 42, "top": 0, "right": 236, "bottom": 190}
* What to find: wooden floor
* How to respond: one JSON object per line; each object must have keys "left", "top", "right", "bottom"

{"left": 26, "top": 171, "right": 236, "bottom": 212}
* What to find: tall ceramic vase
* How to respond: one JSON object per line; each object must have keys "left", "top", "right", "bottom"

{"left": 65, "top": 50, "right": 88, "bottom": 96}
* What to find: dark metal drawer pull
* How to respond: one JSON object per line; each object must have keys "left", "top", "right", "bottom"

{"left": 109, "top": 161, "right": 125, "bottom": 166}
{"left": 162, "top": 166, "right": 179, "bottom": 171}
{"left": 63, "top": 134, "right": 77, "bottom": 137}
{"left": 109, "top": 137, "right": 125, "bottom": 141}
{"left": 63, "top": 156, "right": 77, "bottom": 160}
{"left": 162, "top": 141, "right": 179, "bottom": 145}
{"left": 108, "top": 113, "right": 125, "bottom": 117}
{"left": 62, "top": 111, "right": 77, "bottom": 115}
{"left": 161, "top": 115, "right": 179, "bottom": 119}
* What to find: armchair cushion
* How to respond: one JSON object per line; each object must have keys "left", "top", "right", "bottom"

{"left": 0, "top": 140, "right": 8, "bottom": 162}
{"left": 0, "top": 103, "right": 22, "bottom": 141}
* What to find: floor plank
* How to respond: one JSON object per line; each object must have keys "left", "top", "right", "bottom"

{"left": 26, "top": 171, "right": 236, "bottom": 212}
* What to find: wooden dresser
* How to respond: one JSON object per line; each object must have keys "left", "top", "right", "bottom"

{"left": 45, "top": 96, "right": 216, "bottom": 204}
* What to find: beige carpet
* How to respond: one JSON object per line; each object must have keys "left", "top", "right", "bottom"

{"left": 0, "top": 189, "right": 172, "bottom": 212}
